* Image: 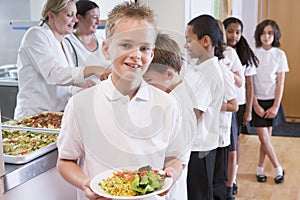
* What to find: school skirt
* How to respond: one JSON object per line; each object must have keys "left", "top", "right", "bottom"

{"left": 250, "top": 99, "right": 286, "bottom": 127}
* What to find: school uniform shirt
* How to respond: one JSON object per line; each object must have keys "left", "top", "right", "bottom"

{"left": 222, "top": 46, "right": 244, "bottom": 74}
{"left": 166, "top": 80, "right": 197, "bottom": 200}
{"left": 63, "top": 32, "right": 111, "bottom": 94}
{"left": 254, "top": 47, "right": 289, "bottom": 99}
{"left": 14, "top": 23, "right": 84, "bottom": 119}
{"left": 218, "top": 61, "right": 237, "bottom": 147}
{"left": 57, "top": 77, "right": 184, "bottom": 200}
{"left": 184, "top": 57, "right": 225, "bottom": 152}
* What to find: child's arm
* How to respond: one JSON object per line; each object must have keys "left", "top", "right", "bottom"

{"left": 243, "top": 75, "right": 254, "bottom": 126}
{"left": 264, "top": 72, "right": 285, "bottom": 119}
{"left": 233, "top": 70, "right": 244, "bottom": 88}
{"left": 57, "top": 158, "right": 106, "bottom": 199}
{"left": 221, "top": 99, "right": 238, "bottom": 112}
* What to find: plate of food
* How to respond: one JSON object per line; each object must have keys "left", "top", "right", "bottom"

{"left": 90, "top": 166, "right": 173, "bottom": 199}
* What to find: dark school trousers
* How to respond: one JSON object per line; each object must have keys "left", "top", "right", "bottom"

{"left": 213, "top": 146, "right": 229, "bottom": 200}
{"left": 187, "top": 149, "right": 217, "bottom": 200}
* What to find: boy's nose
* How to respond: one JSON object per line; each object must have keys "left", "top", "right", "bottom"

{"left": 129, "top": 48, "right": 142, "bottom": 59}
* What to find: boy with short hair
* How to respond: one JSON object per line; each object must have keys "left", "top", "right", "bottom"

{"left": 56, "top": 2, "right": 185, "bottom": 200}
{"left": 184, "top": 14, "right": 225, "bottom": 200}
{"left": 143, "top": 33, "right": 197, "bottom": 200}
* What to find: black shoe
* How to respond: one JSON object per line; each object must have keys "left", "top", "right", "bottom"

{"left": 256, "top": 174, "right": 267, "bottom": 182}
{"left": 232, "top": 183, "right": 238, "bottom": 195}
{"left": 274, "top": 170, "right": 285, "bottom": 184}
{"left": 226, "top": 187, "right": 235, "bottom": 200}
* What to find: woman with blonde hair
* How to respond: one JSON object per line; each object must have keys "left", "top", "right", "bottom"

{"left": 14, "top": 0, "right": 104, "bottom": 119}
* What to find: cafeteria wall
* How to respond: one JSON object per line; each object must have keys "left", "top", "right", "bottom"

{"left": 0, "top": 0, "right": 31, "bottom": 65}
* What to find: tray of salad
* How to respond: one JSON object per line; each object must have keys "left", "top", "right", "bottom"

{"left": 2, "top": 128, "right": 58, "bottom": 164}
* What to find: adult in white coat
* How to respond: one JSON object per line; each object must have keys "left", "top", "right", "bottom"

{"left": 14, "top": 0, "right": 104, "bottom": 119}
{"left": 63, "top": 0, "right": 111, "bottom": 94}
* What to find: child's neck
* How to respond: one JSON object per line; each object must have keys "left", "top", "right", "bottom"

{"left": 112, "top": 75, "right": 142, "bottom": 99}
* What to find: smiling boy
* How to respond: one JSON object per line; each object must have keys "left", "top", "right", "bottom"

{"left": 56, "top": 2, "right": 185, "bottom": 200}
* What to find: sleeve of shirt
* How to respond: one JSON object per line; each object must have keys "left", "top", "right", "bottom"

{"left": 278, "top": 50, "right": 290, "bottom": 72}
{"left": 222, "top": 64, "right": 237, "bottom": 101}
{"left": 194, "top": 73, "right": 211, "bottom": 112}
{"left": 164, "top": 96, "right": 191, "bottom": 165}
{"left": 57, "top": 97, "right": 84, "bottom": 160}
{"left": 244, "top": 64, "right": 257, "bottom": 76}
{"left": 23, "top": 28, "right": 84, "bottom": 86}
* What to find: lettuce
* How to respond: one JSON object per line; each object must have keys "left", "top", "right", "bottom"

{"left": 131, "top": 171, "right": 163, "bottom": 195}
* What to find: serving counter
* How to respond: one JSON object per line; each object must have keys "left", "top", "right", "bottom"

{"left": 0, "top": 110, "right": 76, "bottom": 199}
{"left": 3, "top": 149, "right": 57, "bottom": 192}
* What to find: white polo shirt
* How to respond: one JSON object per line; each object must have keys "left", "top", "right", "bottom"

{"left": 184, "top": 57, "right": 225, "bottom": 152}
{"left": 254, "top": 47, "right": 289, "bottom": 99}
{"left": 166, "top": 80, "right": 197, "bottom": 200}
{"left": 218, "top": 61, "right": 236, "bottom": 147}
{"left": 57, "top": 77, "right": 183, "bottom": 200}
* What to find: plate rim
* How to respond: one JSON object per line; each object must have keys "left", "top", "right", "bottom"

{"left": 90, "top": 168, "right": 173, "bottom": 199}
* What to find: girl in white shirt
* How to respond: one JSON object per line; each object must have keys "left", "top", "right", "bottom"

{"left": 223, "top": 17, "right": 259, "bottom": 196}
{"left": 14, "top": 0, "right": 104, "bottom": 119}
{"left": 252, "top": 19, "right": 289, "bottom": 184}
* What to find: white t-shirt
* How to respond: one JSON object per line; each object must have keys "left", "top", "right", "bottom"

{"left": 254, "top": 47, "right": 289, "bottom": 99}
{"left": 184, "top": 57, "right": 225, "bottom": 152}
{"left": 166, "top": 80, "right": 197, "bottom": 200}
{"left": 218, "top": 61, "right": 236, "bottom": 147}
{"left": 222, "top": 46, "right": 244, "bottom": 73}
{"left": 63, "top": 32, "right": 111, "bottom": 94}
{"left": 57, "top": 77, "right": 184, "bottom": 200}
{"left": 14, "top": 24, "right": 84, "bottom": 119}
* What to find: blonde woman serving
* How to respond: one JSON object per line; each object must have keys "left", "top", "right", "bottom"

{"left": 14, "top": 0, "right": 105, "bottom": 119}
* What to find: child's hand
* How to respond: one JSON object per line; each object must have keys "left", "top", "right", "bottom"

{"left": 157, "top": 168, "right": 175, "bottom": 196}
{"left": 254, "top": 105, "right": 265, "bottom": 118}
{"left": 83, "top": 179, "right": 111, "bottom": 200}
{"left": 264, "top": 105, "right": 279, "bottom": 119}
{"left": 242, "top": 110, "right": 252, "bottom": 126}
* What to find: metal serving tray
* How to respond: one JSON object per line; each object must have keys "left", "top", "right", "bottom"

{"left": 1, "top": 111, "right": 63, "bottom": 134}
{"left": 2, "top": 128, "right": 58, "bottom": 164}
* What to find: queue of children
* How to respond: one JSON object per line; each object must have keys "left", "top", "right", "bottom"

{"left": 50, "top": 1, "right": 289, "bottom": 200}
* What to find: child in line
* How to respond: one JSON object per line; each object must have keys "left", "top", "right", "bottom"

{"left": 252, "top": 19, "right": 289, "bottom": 184}
{"left": 56, "top": 2, "right": 186, "bottom": 200}
{"left": 184, "top": 14, "right": 225, "bottom": 200}
{"left": 214, "top": 20, "right": 240, "bottom": 200}
{"left": 223, "top": 17, "right": 259, "bottom": 195}
{"left": 143, "top": 33, "right": 197, "bottom": 200}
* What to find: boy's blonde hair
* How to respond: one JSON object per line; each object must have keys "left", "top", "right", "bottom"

{"left": 105, "top": 1, "right": 157, "bottom": 38}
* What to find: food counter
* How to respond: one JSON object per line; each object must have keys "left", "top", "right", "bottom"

{"left": 3, "top": 149, "right": 57, "bottom": 192}
{"left": 1, "top": 113, "right": 76, "bottom": 199}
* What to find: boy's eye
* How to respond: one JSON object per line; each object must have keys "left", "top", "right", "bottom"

{"left": 120, "top": 43, "right": 132, "bottom": 49}
{"left": 140, "top": 46, "right": 152, "bottom": 52}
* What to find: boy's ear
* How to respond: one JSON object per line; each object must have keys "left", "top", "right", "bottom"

{"left": 166, "top": 68, "right": 175, "bottom": 80}
{"left": 202, "top": 35, "right": 212, "bottom": 48}
{"left": 102, "top": 40, "right": 110, "bottom": 60}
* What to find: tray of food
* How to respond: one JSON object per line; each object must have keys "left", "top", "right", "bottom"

{"left": 2, "top": 112, "right": 63, "bottom": 133}
{"left": 2, "top": 129, "right": 58, "bottom": 164}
